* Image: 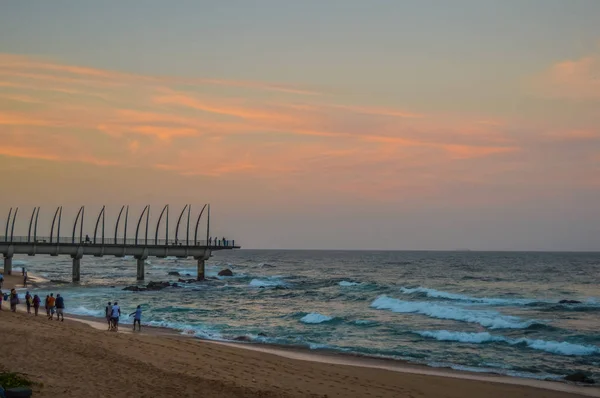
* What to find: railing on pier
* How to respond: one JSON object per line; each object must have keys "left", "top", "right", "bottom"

{"left": 0, "top": 236, "right": 237, "bottom": 248}
{"left": 2, "top": 204, "right": 237, "bottom": 250}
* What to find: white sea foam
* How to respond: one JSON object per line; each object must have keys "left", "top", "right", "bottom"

{"left": 339, "top": 281, "right": 360, "bottom": 287}
{"left": 399, "top": 286, "right": 537, "bottom": 306}
{"left": 354, "top": 319, "right": 375, "bottom": 325}
{"left": 66, "top": 306, "right": 105, "bottom": 318}
{"left": 371, "top": 295, "right": 538, "bottom": 329}
{"left": 249, "top": 278, "right": 285, "bottom": 287}
{"left": 417, "top": 330, "right": 600, "bottom": 356}
{"left": 145, "top": 320, "right": 223, "bottom": 340}
{"left": 300, "top": 313, "right": 334, "bottom": 324}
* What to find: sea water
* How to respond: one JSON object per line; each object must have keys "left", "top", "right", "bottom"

{"left": 13, "top": 250, "right": 600, "bottom": 381}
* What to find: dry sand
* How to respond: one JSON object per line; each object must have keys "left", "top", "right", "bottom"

{"left": 1, "top": 273, "right": 598, "bottom": 398}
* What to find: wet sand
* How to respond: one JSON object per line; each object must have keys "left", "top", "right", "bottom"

{"left": 1, "top": 274, "right": 598, "bottom": 397}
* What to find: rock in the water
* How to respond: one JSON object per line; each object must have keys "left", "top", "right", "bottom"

{"left": 123, "top": 285, "right": 145, "bottom": 292}
{"left": 258, "top": 332, "right": 268, "bottom": 337}
{"left": 50, "top": 279, "right": 69, "bottom": 284}
{"left": 233, "top": 336, "right": 251, "bottom": 342}
{"left": 218, "top": 269, "right": 233, "bottom": 276}
{"left": 168, "top": 271, "right": 181, "bottom": 276}
{"left": 185, "top": 273, "right": 192, "bottom": 276}
{"left": 146, "top": 281, "right": 171, "bottom": 291}
{"left": 178, "top": 278, "right": 197, "bottom": 284}
{"left": 559, "top": 300, "right": 582, "bottom": 304}
{"left": 565, "top": 372, "right": 595, "bottom": 384}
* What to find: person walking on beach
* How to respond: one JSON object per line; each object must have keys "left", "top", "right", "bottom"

{"left": 111, "top": 301, "right": 121, "bottom": 332}
{"left": 33, "top": 294, "right": 40, "bottom": 316}
{"left": 129, "top": 305, "right": 142, "bottom": 331}
{"left": 0, "top": 272, "right": 4, "bottom": 288}
{"left": 23, "top": 271, "right": 28, "bottom": 287}
{"left": 55, "top": 294, "right": 65, "bottom": 321}
{"left": 45, "top": 295, "right": 50, "bottom": 316}
{"left": 25, "top": 291, "right": 32, "bottom": 314}
{"left": 47, "top": 293, "right": 56, "bottom": 320}
{"left": 10, "top": 289, "right": 19, "bottom": 312}
{"left": 0, "top": 290, "right": 3, "bottom": 310}
{"left": 105, "top": 302, "right": 113, "bottom": 330}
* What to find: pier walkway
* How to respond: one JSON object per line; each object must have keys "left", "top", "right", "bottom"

{"left": 1, "top": 204, "right": 239, "bottom": 282}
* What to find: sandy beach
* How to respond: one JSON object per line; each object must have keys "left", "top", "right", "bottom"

{"left": 1, "top": 273, "right": 598, "bottom": 398}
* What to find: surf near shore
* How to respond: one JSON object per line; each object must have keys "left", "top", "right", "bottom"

{"left": 0, "top": 309, "right": 598, "bottom": 398}
{"left": 0, "top": 274, "right": 598, "bottom": 398}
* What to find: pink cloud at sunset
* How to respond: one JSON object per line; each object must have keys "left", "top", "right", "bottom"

{"left": 532, "top": 53, "right": 600, "bottom": 100}
{"left": 0, "top": 51, "right": 598, "bottom": 217}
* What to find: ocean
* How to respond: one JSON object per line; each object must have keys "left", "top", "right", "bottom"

{"left": 12, "top": 250, "right": 600, "bottom": 382}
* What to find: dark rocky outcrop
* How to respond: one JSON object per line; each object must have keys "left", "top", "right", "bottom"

{"left": 258, "top": 332, "right": 268, "bottom": 337}
{"left": 178, "top": 278, "right": 197, "bottom": 284}
{"left": 50, "top": 279, "right": 69, "bottom": 284}
{"left": 559, "top": 300, "right": 582, "bottom": 304}
{"left": 233, "top": 336, "right": 252, "bottom": 342}
{"left": 123, "top": 285, "right": 144, "bottom": 292}
{"left": 218, "top": 269, "right": 233, "bottom": 277}
{"left": 123, "top": 281, "right": 172, "bottom": 292}
{"left": 168, "top": 271, "right": 181, "bottom": 276}
{"left": 146, "top": 281, "right": 170, "bottom": 290}
{"left": 565, "top": 372, "right": 595, "bottom": 384}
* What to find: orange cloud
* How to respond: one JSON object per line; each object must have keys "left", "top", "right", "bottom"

{"left": 533, "top": 54, "right": 600, "bottom": 100}
{"left": 0, "top": 53, "right": 322, "bottom": 96}
{"left": 0, "top": 52, "right": 541, "bottom": 201}
{"left": 443, "top": 144, "right": 520, "bottom": 159}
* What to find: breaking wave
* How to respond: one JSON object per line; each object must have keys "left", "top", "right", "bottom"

{"left": 371, "top": 295, "right": 541, "bottom": 329}
{"left": 417, "top": 330, "right": 600, "bottom": 356}
{"left": 399, "top": 286, "right": 539, "bottom": 306}
{"left": 300, "top": 313, "right": 334, "bottom": 324}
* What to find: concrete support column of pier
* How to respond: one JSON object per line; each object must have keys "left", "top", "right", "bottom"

{"left": 197, "top": 259, "right": 205, "bottom": 281}
{"left": 72, "top": 257, "right": 81, "bottom": 282}
{"left": 136, "top": 258, "right": 145, "bottom": 281}
{"left": 3, "top": 256, "right": 13, "bottom": 275}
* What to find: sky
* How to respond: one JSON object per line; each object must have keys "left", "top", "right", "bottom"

{"left": 0, "top": 0, "right": 599, "bottom": 250}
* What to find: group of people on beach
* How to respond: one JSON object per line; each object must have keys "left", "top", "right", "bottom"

{"left": 0, "top": 288, "right": 65, "bottom": 320}
{"left": 105, "top": 301, "right": 142, "bottom": 332}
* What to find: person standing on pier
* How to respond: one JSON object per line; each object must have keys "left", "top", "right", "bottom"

{"left": 55, "top": 294, "right": 65, "bottom": 321}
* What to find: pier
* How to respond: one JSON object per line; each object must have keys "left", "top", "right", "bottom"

{"left": 0, "top": 204, "right": 239, "bottom": 282}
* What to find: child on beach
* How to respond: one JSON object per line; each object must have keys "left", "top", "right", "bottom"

{"left": 129, "top": 305, "right": 142, "bottom": 331}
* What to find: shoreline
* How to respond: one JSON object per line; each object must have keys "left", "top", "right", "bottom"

{"left": 3, "top": 272, "right": 599, "bottom": 397}
{"left": 63, "top": 312, "right": 600, "bottom": 397}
